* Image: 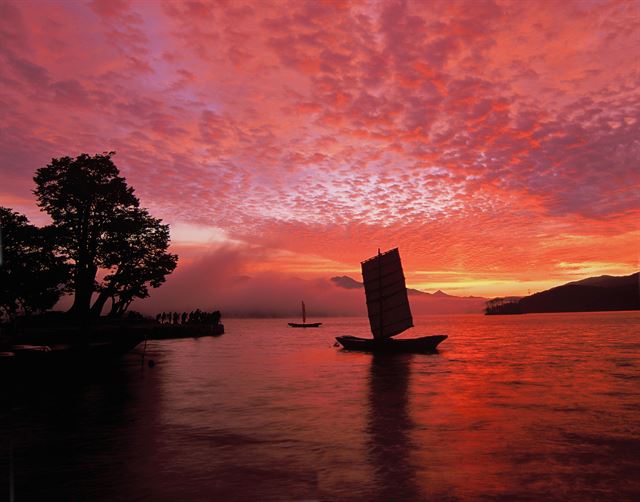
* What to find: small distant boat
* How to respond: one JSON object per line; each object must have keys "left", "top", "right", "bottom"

{"left": 288, "top": 301, "right": 322, "bottom": 328}
{"left": 336, "top": 248, "right": 447, "bottom": 353}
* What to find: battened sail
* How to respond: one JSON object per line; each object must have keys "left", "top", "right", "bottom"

{"left": 362, "top": 248, "right": 413, "bottom": 339}
{"left": 302, "top": 301, "right": 306, "bottom": 323}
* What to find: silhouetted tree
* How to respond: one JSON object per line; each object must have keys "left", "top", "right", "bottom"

{"left": 0, "top": 207, "right": 69, "bottom": 319}
{"left": 34, "top": 152, "right": 139, "bottom": 318}
{"left": 90, "top": 207, "right": 178, "bottom": 317}
{"left": 33, "top": 152, "right": 177, "bottom": 319}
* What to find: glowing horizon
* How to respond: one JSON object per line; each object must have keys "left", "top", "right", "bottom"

{"left": 1, "top": 0, "right": 638, "bottom": 304}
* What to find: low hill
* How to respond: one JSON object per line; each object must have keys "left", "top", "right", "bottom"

{"left": 565, "top": 274, "right": 639, "bottom": 289}
{"left": 487, "top": 272, "right": 639, "bottom": 315}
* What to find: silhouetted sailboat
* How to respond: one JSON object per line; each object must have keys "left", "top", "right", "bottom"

{"left": 288, "top": 301, "right": 322, "bottom": 328}
{"left": 336, "top": 248, "right": 447, "bottom": 352}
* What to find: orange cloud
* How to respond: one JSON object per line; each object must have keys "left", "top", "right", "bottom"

{"left": 1, "top": 0, "right": 638, "bottom": 307}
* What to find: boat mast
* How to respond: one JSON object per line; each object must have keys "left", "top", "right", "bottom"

{"left": 378, "top": 248, "right": 383, "bottom": 338}
{"left": 302, "top": 301, "right": 306, "bottom": 324}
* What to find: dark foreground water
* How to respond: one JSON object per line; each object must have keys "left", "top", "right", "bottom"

{"left": 1, "top": 312, "right": 639, "bottom": 501}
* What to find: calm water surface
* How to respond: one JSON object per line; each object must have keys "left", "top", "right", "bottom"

{"left": 1, "top": 312, "right": 639, "bottom": 501}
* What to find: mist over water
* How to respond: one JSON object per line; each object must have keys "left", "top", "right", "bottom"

{"left": 2, "top": 312, "right": 639, "bottom": 500}
{"left": 130, "top": 247, "right": 486, "bottom": 317}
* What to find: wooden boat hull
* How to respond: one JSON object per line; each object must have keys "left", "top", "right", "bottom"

{"left": 335, "top": 334, "right": 447, "bottom": 353}
{"left": 17, "top": 335, "right": 142, "bottom": 359}
{"left": 288, "top": 322, "right": 322, "bottom": 328}
{"left": 1, "top": 334, "right": 144, "bottom": 373}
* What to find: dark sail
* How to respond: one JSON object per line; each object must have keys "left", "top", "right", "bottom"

{"left": 361, "top": 248, "right": 413, "bottom": 339}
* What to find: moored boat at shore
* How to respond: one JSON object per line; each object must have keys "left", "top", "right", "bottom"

{"left": 0, "top": 319, "right": 148, "bottom": 373}
{"left": 10, "top": 334, "right": 143, "bottom": 361}
{"left": 0, "top": 331, "right": 144, "bottom": 375}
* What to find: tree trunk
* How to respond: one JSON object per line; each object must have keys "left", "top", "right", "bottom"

{"left": 68, "top": 269, "right": 89, "bottom": 315}
{"left": 108, "top": 298, "right": 122, "bottom": 318}
{"left": 90, "top": 289, "right": 111, "bottom": 318}
{"left": 68, "top": 205, "right": 96, "bottom": 319}
{"left": 68, "top": 263, "right": 97, "bottom": 318}
{"left": 122, "top": 299, "right": 133, "bottom": 314}
{"left": 109, "top": 296, "right": 133, "bottom": 318}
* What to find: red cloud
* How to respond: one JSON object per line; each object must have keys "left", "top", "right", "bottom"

{"left": 1, "top": 0, "right": 638, "bottom": 301}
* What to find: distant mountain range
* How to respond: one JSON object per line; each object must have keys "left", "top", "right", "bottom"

{"left": 330, "top": 276, "right": 487, "bottom": 314}
{"left": 330, "top": 275, "right": 483, "bottom": 298}
{"left": 487, "top": 272, "right": 639, "bottom": 315}
{"left": 330, "top": 276, "right": 363, "bottom": 289}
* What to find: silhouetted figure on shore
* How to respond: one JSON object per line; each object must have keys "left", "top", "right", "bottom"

{"left": 154, "top": 309, "right": 221, "bottom": 326}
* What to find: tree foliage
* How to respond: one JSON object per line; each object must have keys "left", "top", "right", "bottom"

{"left": 91, "top": 207, "right": 178, "bottom": 317}
{"left": 0, "top": 207, "right": 69, "bottom": 319}
{"left": 33, "top": 152, "right": 177, "bottom": 319}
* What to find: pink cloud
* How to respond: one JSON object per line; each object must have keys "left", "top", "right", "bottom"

{"left": 0, "top": 0, "right": 638, "bottom": 302}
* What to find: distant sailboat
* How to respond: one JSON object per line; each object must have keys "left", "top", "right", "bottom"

{"left": 288, "top": 301, "right": 322, "bottom": 328}
{"left": 336, "top": 248, "right": 447, "bottom": 352}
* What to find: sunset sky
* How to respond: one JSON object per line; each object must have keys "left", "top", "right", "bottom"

{"left": 1, "top": 0, "right": 638, "bottom": 310}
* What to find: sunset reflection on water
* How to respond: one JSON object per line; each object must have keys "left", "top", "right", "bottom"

{"left": 1, "top": 312, "right": 639, "bottom": 500}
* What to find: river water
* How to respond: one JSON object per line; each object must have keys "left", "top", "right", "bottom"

{"left": 1, "top": 312, "right": 639, "bottom": 501}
